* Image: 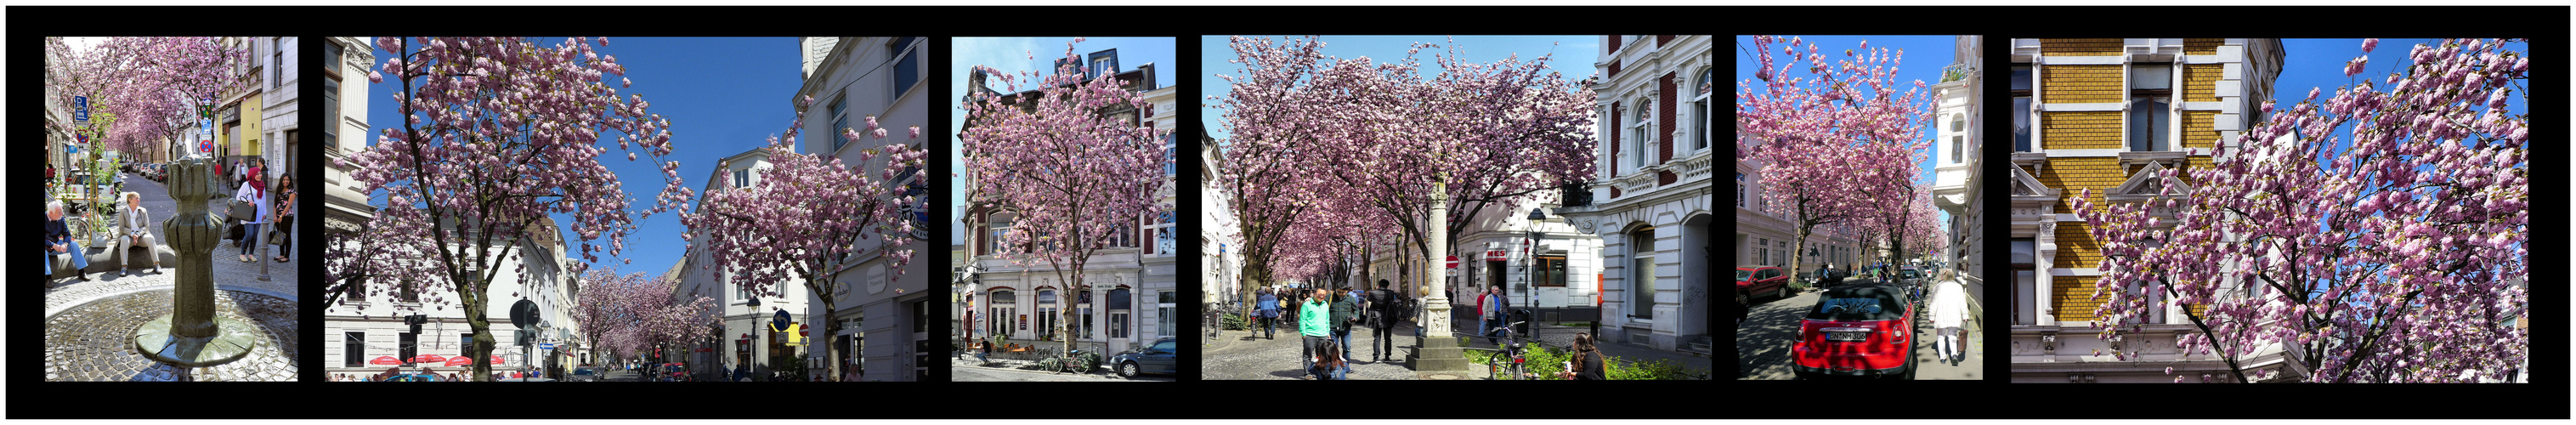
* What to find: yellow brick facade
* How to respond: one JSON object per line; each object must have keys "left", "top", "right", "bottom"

{"left": 2182, "top": 111, "right": 2218, "bottom": 149}
{"left": 2041, "top": 111, "right": 2121, "bottom": 150}
{"left": 2053, "top": 221, "right": 2103, "bottom": 269}
{"left": 2052, "top": 275, "right": 2101, "bottom": 323}
{"left": 2183, "top": 64, "right": 2221, "bottom": 102}
{"left": 2037, "top": 157, "right": 2122, "bottom": 213}
{"left": 2041, "top": 38, "right": 2124, "bottom": 56}
{"left": 2042, "top": 65, "right": 2124, "bottom": 104}
{"left": 2183, "top": 38, "right": 2222, "bottom": 55}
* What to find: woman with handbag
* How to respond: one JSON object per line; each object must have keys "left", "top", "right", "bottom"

{"left": 269, "top": 174, "right": 296, "bottom": 262}
{"left": 232, "top": 177, "right": 268, "bottom": 263}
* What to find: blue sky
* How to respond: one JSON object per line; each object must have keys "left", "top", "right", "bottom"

{"left": 367, "top": 37, "right": 805, "bottom": 278}
{"left": 947, "top": 37, "right": 1177, "bottom": 246}
{"left": 2272, "top": 38, "right": 2528, "bottom": 155}
{"left": 1731, "top": 35, "right": 1959, "bottom": 232}
{"left": 1198, "top": 35, "right": 1599, "bottom": 144}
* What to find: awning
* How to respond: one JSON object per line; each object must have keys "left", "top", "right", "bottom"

{"left": 370, "top": 356, "right": 402, "bottom": 366}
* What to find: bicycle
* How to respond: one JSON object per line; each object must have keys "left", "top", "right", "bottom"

{"left": 1468, "top": 320, "right": 1534, "bottom": 380}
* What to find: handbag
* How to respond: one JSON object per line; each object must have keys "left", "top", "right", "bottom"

{"left": 228, "top": 199, "right": 258, "bottom": 222}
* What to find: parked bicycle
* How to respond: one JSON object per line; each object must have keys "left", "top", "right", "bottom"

{"left": 1042, "top": 348, "right": 1099, "bottom": 375}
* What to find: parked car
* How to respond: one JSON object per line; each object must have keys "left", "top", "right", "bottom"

{"left": 1791, "top": 281, "right": 1916, "bottom": 380}
{"left": 1899, "top": 267, "right": 1925, "bottom": 285}
{"left": 569, "top": 366, "right": 599, "bottom": 382}
{"left": 1735, "top": 265, "right": 1791, "bottom": 303}
{"left": 1111, "top": 336, "right": 1178, "bottom": 378}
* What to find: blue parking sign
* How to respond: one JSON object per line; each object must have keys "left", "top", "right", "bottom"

{"left": 74, "top": 96, "right": 88, "bottom": 122}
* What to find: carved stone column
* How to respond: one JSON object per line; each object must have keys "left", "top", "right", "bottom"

{"left": 133, "top": 157, "right": 257, "bottom": 367}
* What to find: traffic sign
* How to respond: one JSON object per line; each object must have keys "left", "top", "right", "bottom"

{"left": 74, "top": 96, "right": 88, "bottom": 122}
{"left": 1447, "top": 256, "right": 1459, "bottom": 269}
{"left": 540, "top": 343, "right": 555, "bottom": 349}
{"left": 199, "top": 140, "right": 214, "bottom": 154}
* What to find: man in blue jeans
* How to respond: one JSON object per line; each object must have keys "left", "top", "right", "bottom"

{"left": 1256, "top": 289, "right": 1280, "bottom": 339}
{"left": 1475, "top": 286, "right": 1509, "bottom": 345}
{"left": 47, "top": 201, "right": 89, "bottom": 283}
{"left": 1297, "top": 287, "right": 1333, "bottom": 379}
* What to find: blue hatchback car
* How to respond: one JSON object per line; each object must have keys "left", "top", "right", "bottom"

{"left": 1111, "top": 336, "right": 1178, "bottom": 378}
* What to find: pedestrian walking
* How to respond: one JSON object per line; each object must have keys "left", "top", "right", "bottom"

{"left": 1298, "top": 287, "right": 1333, "bottom": 380}
{"left": 1364, "top": 280, "right": 1399, "bottom": 361}
{"left": 1929, "top": 267, "right": 1969, "bottom": 366}
{"left": 1331, "top": 286, "right": 1361, "bottom": 362}
{"left": 1475, "top": 286, "right": 1510, "bottom": 345}
{"left": 1558, "top": 332, "right": 1607, "bottom": 380}
{"left": 1257, "top": 288, "right": 1280, "bottom": 339}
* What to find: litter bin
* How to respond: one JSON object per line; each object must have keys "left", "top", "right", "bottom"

{"left": 1511, "top": 309, "right": 1532, "bottom": 337}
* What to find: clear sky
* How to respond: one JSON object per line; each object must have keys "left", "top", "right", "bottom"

{"left": 946, "top": 37, "right": 1177, "bottom": 246}
{"left": 1198, "top": 35, "right": 1599, "bottom": 144}
{"left": 1731, "top": 35, "right": 1961, "bottom": 234}
{"left": 366, "top": 37, "right": 806, "bottom": 278}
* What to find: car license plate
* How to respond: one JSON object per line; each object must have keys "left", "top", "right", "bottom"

{"left": 1822, "top": 327, "right": 1869, "bottom": 342}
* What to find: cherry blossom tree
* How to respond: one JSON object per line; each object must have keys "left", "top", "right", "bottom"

{"left": 681, "top": 95, "right": 927, "bottom": 382}
{"left": 961, "top": 38, "right": 1171, "bottom": 356}
{"left": 327, "top": 37, "right": 689, "bottom": 381}
{"left": 1217, "top": 36, "right": 1594, "bottom": 298}
{"left": 2074, "top": 38, "right": 2527, "bottom": 383}
{"left": 574, "top": 268, "right": 716, "bottom": 368}
{"left": 1738, "top": 35, "right": 1936, "bottom": 279}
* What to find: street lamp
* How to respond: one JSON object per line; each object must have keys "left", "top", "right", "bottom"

{"left": 1526, "top": 207, "right": 1548, "bottom": 341}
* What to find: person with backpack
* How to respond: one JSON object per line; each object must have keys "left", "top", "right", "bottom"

{"left": 1256, "top": 288, "right": 1281, "bottom": 340}
{"left": 1364, "top": 280, "right": 1400, "bottom": 362}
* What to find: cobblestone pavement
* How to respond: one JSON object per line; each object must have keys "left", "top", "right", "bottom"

{"left": 1200, "top": 327, "right": 1472, "bottom": 380}
{"left": 44, "top": 289, "right": 300, "bottom": 382}
{"left": 43, "top": 174, "right": 304, "bottom": 382}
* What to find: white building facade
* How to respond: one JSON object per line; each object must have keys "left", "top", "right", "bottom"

{"left": 320, "top": 37, "right": 375, "bottom": 238}
{"left": 794, "top": 37, "right": 934, "bottom": 381}
{"left": 1930, "top": 35, "right": 1987, "bottom": 315}
{"left": 324, "top": 218, "right": 580, "bottom": 379}
{"left": 961, "top": 48, "right": 1177, "bottom": 358}
{"left": 1558, "top": 35, "right": 1717, "bottom": 354}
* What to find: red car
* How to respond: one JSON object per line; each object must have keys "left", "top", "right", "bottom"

{"left": 1735, "top": 266, "right": 1792, "bottom": 303}
{"left": 1791, "top": 281, "right": 1916, "bottom": 379}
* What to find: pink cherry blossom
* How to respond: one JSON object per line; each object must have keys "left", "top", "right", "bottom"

{"left": 1739, "top": 36, "right": 1940, "bottom": 275}
{"left": 2073, "top": 38, "right": 2527, "bottom": 383}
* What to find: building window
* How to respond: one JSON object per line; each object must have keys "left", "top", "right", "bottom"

{"left": 324, "top": 76, "right": 339, "bottom": 150}
{"left": 889, "top": 37, "right": 919, "bottom": 104}
{"left": 1150, "top": 212, "right": 1176, "bottom": 257}
{"left": 2012, "top": 66, "right": 2031, "bottom": 152}
{"left": 272, "top": 37, "right": 285, "bottom": 89}
{"left": 1736, "top": 172, "right": 1747, "bottom": 207}
{"left": 2129, "top": 63, "right": 2172, "bottom": 152}
{"left": 732, "top": 168, "right": 750, "bottom": 189}
{"left": 988, "top": 290, "right": 1015, "bottom": 337}
{"left": 1079, "top": 305, "right": 1095, "bottom": 339}
{"left": 1163, "top": 134, "right": 1175, "bottom": 176}
{"left": 1694, "top": 68, "right": 1713, "bottom": 151}
{"left": 399, "top": 332, "right": 417, "bottom": 366}
{"left": 1110, "top": 312, "right": 1130, "bottom": 339}
{"left": 987, "top": 220, "right": 1011, "bottom": 255}
{"left": 323, "top": 39, "right": 343, "bottom": 77}
{"left": 1628, "top": 99, "right": 1653, "bottom": 172}
{"left": 1086, "top": 48, "right": 1118, "bottom": 82}
{"left": 2011, "top": 238, "right": 2035, "bottom": 326}
{"left": 1155, "top": 291, "right": 1175, "bottom": 341}
{"left": 1628, "top": 226, "right": 1656, "bottom": 320}
{"left": 1950, "top": 116, "right": 1967, "bottom": 163}
{"left": 828, "top": 90, "right": 849, "bottom": 153}
{"left": 345, "top": 332, "right": 365, "bottom": 368}
{"left": 458, "top": 332, "right": 475, "bottom": 357}
{"left": 1537, "top": 256, "right": 1567, "bottom": 287}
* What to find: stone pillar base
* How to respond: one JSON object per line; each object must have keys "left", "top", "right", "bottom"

{"left": 1407, "top": 332, "right": 1469, "bottom": 374}
{"left": 133, "top": 314, "right": 258, "bottom": 368}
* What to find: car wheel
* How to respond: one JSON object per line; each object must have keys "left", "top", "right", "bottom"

{"left": 1119, "top": 361, "right": 1139, "bottom": 378}
{"left": 1774, "top": 283, "right": 1791, "bottom": 299}
{"left": 1903, "top": 343, "right": 1919, "bottom": 380}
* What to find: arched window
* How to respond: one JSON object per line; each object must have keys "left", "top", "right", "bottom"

{"left": 1694, "top": 68, "right": 1713, "bottom": 151}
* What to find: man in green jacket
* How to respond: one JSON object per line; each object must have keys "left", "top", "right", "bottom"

{"left": 1299, "top": 287, "right": 1333, "bottom": 379}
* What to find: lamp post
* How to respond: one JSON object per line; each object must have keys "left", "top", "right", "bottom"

{"left": 1526, "top": 207, "right": 1547, "bottom": 343}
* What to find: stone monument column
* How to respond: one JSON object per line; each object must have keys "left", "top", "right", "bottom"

{"left": 1408, "top": 174, "right": 1466, "bottom": 375}
{"left": 134, "top": 157, "right": 255, "bottom": 367}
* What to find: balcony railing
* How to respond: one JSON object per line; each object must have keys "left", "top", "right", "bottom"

{"left": 1940, "top": 63, "right": 1973, "bottom": 83}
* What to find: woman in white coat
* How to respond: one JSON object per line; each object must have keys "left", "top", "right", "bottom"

{"left": 1928, "top": 267, "right": 1969, "bottom": 366}
{"left": 233, "top": 178, "right": 269, "bottom": 263}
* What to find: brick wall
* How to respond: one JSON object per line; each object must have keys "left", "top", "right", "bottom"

{"left": 2183, "top": 64, "right": 2222, "bottom": 102}
{"left": 2042, "top": 65, "right": 2124, "bottom": 104}
{"left": 2041, "top": 38, "right": 2123, "bottom": 56}
{"left": 2052, "top": 275, "right": 2101, "bottom": 323}
{"left": 2041, "top": 111, "right": 2122, "bottom": 150}
{"left": 2037, "top": 157, "right": 2123, "bottom": 213}
{"left": 2183, "top": 110, "right": 2217, "bottom": 149}
{"left": 2184, "top": 38, "right": 2222, "bottom": 55}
